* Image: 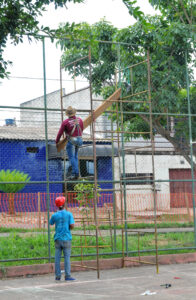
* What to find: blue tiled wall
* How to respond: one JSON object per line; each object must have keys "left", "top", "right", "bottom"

{"left": 0, "top": 140, "right": 113, "bottom": 198}
{"left": 0, "top": 140, "right": 62, "bottom": 193}
{"left": 97, "top": 157, "right": 113, "bottom": 205}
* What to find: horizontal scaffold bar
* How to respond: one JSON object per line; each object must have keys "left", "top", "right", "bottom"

{"left": 62, "top": 55, "right": 89, "bottom": 68}
{"left": 116, "top": 60, "right": 148, "bottom": 72}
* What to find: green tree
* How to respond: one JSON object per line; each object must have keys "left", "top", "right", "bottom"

{"left": 56, "top": 0, "right": 196, "bottom": 168}
{"left": 0, "top": 0, "right": 83, "bottom": 78}
{"left": 122, "top": 0, "right": 195, "bottom": 26}
{"left": 0, "top": 169, "right": 31, "bottom": 214}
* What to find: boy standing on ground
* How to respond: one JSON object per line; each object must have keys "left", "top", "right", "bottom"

{"left": 49, "top": 196, "right": 75, "bottom": 281}
{"left": 56, "top": 106, "right": 83, "bottom": 180}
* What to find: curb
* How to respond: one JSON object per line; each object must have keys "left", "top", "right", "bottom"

{"left": 1, "top": 253, "right": 196, "bottom": 279}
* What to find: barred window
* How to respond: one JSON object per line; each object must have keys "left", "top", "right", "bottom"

{"left": 121, "top": 173, "right": 153, "bottom": 185}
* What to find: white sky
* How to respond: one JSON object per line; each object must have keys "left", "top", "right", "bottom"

{"left": 0, "top": 0, "right": 157, "bottom": 123}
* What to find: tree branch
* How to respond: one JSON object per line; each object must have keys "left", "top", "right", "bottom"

{"left": 180, "top": 0, "right": 192, "bottom": 24}
{"left": 140, "top": 114, "right": 196, "bottom": 170}
{"left": 173, "top": 5, "right": 186, "bottom": 24}
{"left": 190, "top": 0, "right": 194, "bottom": 24}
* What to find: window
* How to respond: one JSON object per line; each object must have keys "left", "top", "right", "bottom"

{"left": 80, "top": 160, "right": 94, "bottom": 177}
{"left": 121, "top": 173, "right": 153, "bottom": 185}
{"left": 26, "top": 147, "right": 39, "bottom": 153}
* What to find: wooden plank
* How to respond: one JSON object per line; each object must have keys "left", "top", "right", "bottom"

{"left": 56, "top": 88, "right": 121, "bottom": 152}
{"left": 83, "top": 88, "right": 121, "bottom": 128}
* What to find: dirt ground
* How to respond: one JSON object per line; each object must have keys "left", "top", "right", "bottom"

{"left": 0, "top": 208, "right": 193, "bottom": 229}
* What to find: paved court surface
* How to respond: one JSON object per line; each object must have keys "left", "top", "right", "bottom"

{"left": 1, "top": 263, "right": 196, "bottom": 299}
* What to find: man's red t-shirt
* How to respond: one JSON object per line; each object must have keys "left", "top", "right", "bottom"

{"left": 56, "top": 116, "right": 83, "bottom": 144}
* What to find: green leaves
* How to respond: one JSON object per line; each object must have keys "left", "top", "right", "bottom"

{"left": 0, "top": 0, "right": 84, "bottom": 78}
{"left": 122, "top": 0, "right": 156, "bottom": 31}
{"left": 58, "top": 20, "right": 118, "bottom": 95}
{"left": 74, "top": 180, "right": 101, "bottom": 207}
{"left": 0, "top": 169, "right": 31, "bottom": 193}
{"left": 122, "top": 0, "right": 144, "bottom": 20}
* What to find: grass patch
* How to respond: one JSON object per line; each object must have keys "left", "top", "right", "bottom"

{"left": 0, "top": 231, "right": 195, "bottom": 267}
{"left": 81, "top": 221, "right": 194, "bottom": 230}
{"left": 0, "top": 227, "right": 55, "bottom": 233}
{"left": 0, "top": 221, "right": 193, "bottom": 234}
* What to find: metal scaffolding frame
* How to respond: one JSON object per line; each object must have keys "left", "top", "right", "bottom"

{"left": 59, "top": 45, "right": 159, "bottom": 278}
{"left": 114, "top": 49, "right": 159, "bottom": 273}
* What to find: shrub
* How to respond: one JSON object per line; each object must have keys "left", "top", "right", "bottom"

{"left": 0, "top": 169, "right": 31, "bottom": 214}
{"left": 0, "top": 169, "right": 30, "bottom": 193}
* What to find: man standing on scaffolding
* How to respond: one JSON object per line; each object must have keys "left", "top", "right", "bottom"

{"left": 56, "top": 106, "right": 83, "bottom": 180}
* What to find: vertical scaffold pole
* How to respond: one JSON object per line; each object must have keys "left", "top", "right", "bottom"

{"left": 185, "top": 50, "right": 196, "bottom": 246}
{"left": 42, "top": 38, "right": 51, "bottom": 262}
{"left": 60, "top": 60, "right": 64, "bottom": 124}
{"left": 60, "top": 60, "right": 68, "bottom": 205}
{"left": 89, "top": 46, "right": 100, "bottom": 279}
{"left": 116, "top": 45, "right": 125, "bottom": 265}
{"left": 147, "top": 50, "right": 159, "bottom": 274}
{"left": 111, "top": 118, "right": 117, "bottom": 251}
{"left": 117, "top": 43, "right": 128, "bottom": 257}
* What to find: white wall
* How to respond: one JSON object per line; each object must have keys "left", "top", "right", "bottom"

{"left": 20, "top": 88, "right": 115, "bottom": 138}
{"left": 114, "top": 154, "right": 190, "bottom": 212}
{"left": 20, "top": 90, "right": 63, "bottom": 128}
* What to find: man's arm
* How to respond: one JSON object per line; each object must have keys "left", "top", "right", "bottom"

{"left": 70, "top": 224, "right": 74, "bottom": 230}
{"left": 56, "top": 122, "right": 65, "bottom": 144}
{"left": 49, "top": 215, "right": 55, "bottom": 225}
{"left": 69, "top": 212, "right": 75, "bottom": 230}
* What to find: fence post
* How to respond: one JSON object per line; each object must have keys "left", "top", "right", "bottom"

{"left": 38, "top": 192, "right": 41, "bottom": 229}
{"left": 185, "top": 193, "right": 192, "bottom": 223}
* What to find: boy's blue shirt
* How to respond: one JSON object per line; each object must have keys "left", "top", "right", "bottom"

{"left": 49, "top": 209, "right": 75, "bottom": 241}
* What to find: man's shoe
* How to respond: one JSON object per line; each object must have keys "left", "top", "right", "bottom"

{"left": 55, "top": 277, "right": 61, "bottom": 281}
{"left": 65, "top": 277, "right": 76, "bottom": 281}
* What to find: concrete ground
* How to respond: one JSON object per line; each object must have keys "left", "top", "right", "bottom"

{"left": 1, "top": 263, "right": 196, "bottom": 299}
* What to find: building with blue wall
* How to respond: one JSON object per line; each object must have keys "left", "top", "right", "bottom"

{"left": 0, "top": 87, "right": 118, "bottom": 211}
{"left": 0, "top": 125, "right": 117, "bottom": 210}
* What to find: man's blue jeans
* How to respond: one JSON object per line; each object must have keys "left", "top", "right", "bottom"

{"left": 55, "top": 240, "right": 71, "bottom": 279}
{"left": 66, "top": 137, "right": 83, "bottom": 176}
